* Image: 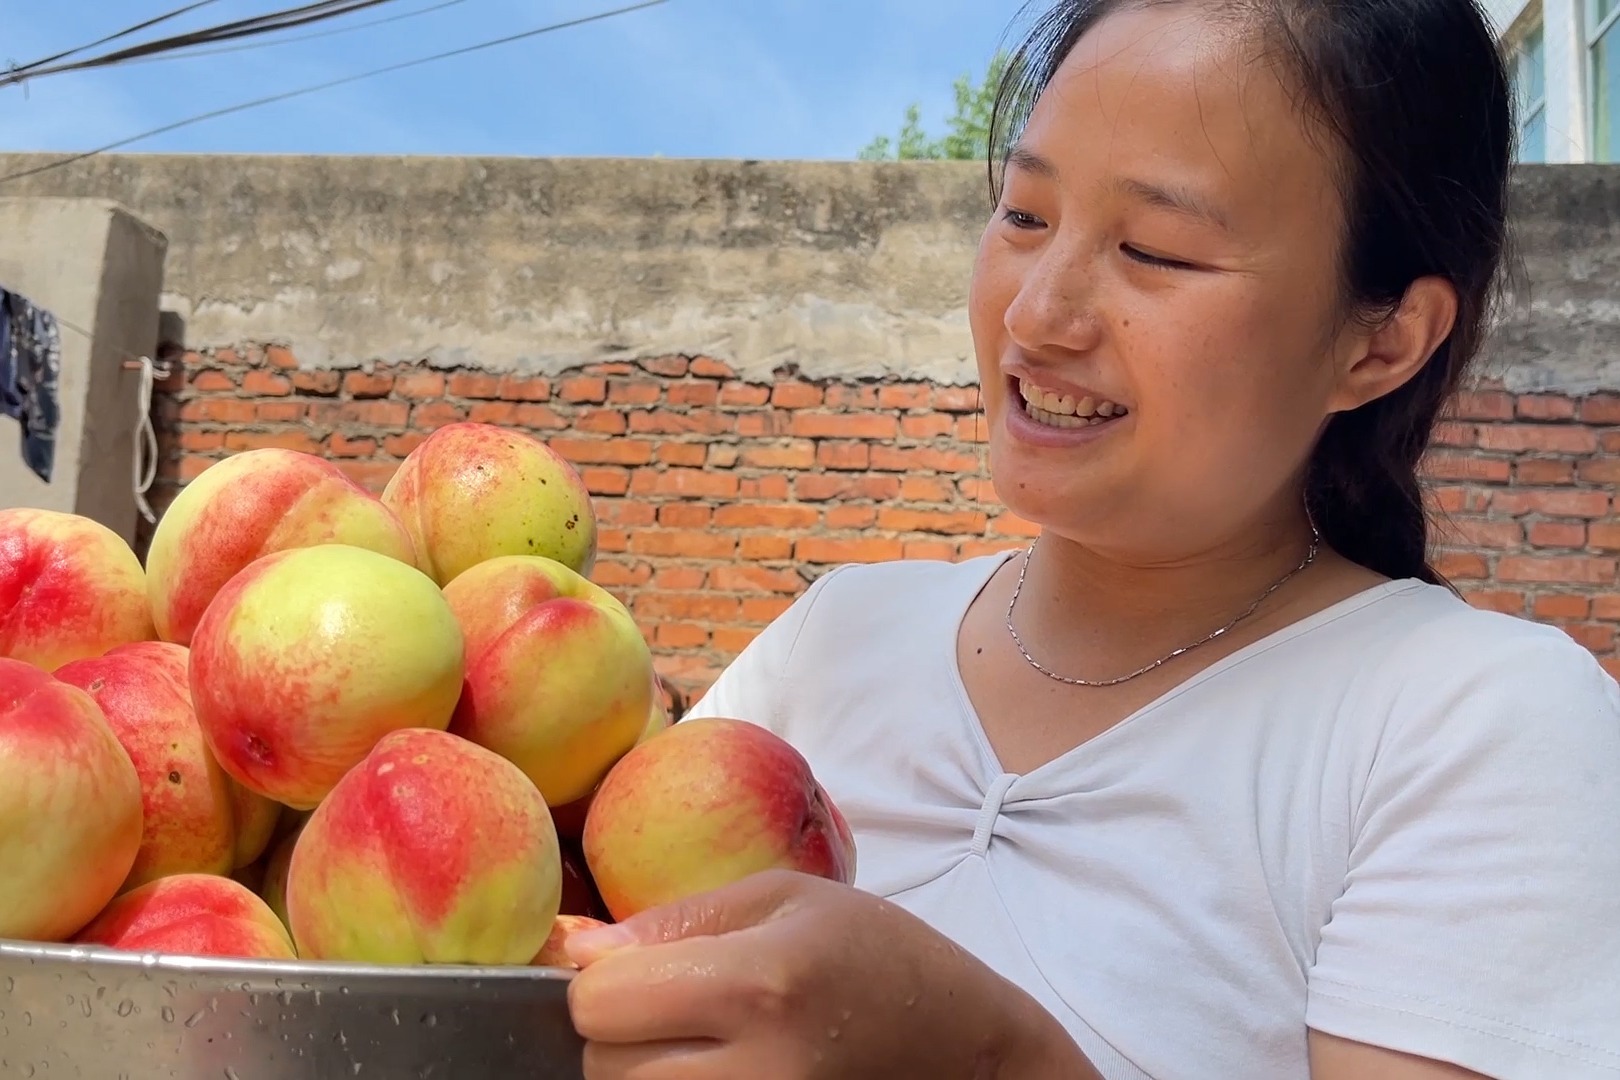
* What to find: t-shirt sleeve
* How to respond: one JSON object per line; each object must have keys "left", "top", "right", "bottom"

{"left": 1306, "top": 623, "right": 1620, "bottom": 1079}
{"left": 680, "top": 565, "right": 848, "bottom": 733}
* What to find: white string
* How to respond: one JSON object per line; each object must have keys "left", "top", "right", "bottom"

{"left": 41, "top": 314, "right": 170, "bottom": 523}
{"left": 132, "top": 355, "right": 160, "bottom": 524}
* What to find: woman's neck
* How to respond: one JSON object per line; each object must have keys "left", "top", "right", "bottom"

{"left": 1011, "top": 514, "right": 1324, "bottom": 678}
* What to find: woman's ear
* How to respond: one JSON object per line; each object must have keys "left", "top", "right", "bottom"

{"left": 1328, "top": 276, "right": 1459, "bottom": 414}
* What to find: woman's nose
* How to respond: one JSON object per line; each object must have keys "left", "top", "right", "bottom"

{"left": 1002, "top": 244, "right": 1104, "bottom": 357}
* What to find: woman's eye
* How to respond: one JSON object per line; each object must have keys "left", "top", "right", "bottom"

{"left": 1121, "top": 244, "right": 1194, "bottom": 270}
{"left": 1001, "top": 208, "right": 1045, "bottom": 230}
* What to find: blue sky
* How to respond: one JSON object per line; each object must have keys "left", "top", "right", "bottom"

{"left": 0, "top": 0, "right": 1028, "bottom": 160}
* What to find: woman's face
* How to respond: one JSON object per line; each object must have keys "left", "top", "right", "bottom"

{"left": 969, "top": 5, "right": 1367, "bottom": 562}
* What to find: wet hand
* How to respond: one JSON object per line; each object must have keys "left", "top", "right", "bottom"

{"left": 563, "top": 868, "right": 1087, "bottom": 1080}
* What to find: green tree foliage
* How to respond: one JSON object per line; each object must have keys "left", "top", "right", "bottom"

{"left": 859, "top": 51, "right": 1010, "bottom": 162}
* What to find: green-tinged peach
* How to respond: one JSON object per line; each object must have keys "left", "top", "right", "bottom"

{"left": 445, "top": 555, "right": 654, "bottom": 807}
{"left": 0, "top": 508, "right": 155, "bottom": 670}
{"left": 382, "top": 422, "right": 597, "bottom": 585}
{"left": 285, "top": 728, "right": 562, "bottom": 966}
{"left": 0, "top": 658, "right": 143, "bottom": 941}
{"left": 190, "top": 544, "right": 465, "bottom": 810}
{"left": 75, "top": 873, "right": 296, "bottom": 960}
{"left": 583, "top": 717, "right": 857, "bottom": 922}
{"left": 56, "top": 641, "right": 281, "bottom": 891}
{"left": 145, "top": 448, "right": 418, "bottom": 645}
{"left": 230, "top": 770, "right": 283, "bottom": 869}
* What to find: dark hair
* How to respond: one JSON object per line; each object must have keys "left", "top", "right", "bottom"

{"left": 988, "top": 0, "right": 1515, "bottom": 585}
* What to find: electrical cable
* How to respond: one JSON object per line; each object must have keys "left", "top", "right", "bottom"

{"left": 0, "top": 0, "right": 670, "bottom": 186}
{"left": 6, "top": 0, "right": 227, "bottom": 76}
{"left": 115, "top": 0, "right": 471, "bottom": 68}
{"left": 2, "top": 0, "right": 414, "bottom": 88}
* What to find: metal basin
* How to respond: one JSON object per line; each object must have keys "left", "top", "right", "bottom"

{"left": 0, "top": 939, "right": 583, "bottom": 1079}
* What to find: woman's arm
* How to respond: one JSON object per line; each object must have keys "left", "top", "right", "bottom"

{"left": 1310, "top": 1032, "right": 1492, "bottom": 1080}
{"left": 991, "top": 986, "right": 1104, "bottom": 1080}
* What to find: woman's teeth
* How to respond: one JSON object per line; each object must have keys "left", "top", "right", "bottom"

{"left": 1017, "top": 380, "right": 1129, "bottom": 428}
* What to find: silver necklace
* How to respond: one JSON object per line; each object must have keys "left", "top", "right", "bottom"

{"left": 1005, "top": 525, "right": 1322, "bottom": 688}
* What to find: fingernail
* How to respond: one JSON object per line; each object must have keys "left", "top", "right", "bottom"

{"left": 563, "top": 922, "right": 636, "bottom": 964}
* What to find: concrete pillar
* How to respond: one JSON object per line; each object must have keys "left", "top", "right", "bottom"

{"left": 0, "top": 198, "right": 168, "bottom": 545}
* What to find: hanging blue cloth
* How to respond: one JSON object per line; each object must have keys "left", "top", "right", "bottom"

{"left": 0, "top": 287, "right": 63, "bottom": 484}
{"left": 0, "top": 296, "right": 14, "bottom": 416}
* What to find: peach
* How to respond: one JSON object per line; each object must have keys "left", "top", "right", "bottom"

{"left": 549, "top": 791, "right": 594, "bottom": 842}
{"left": 549, "top": 685, "right": 675, "bottom": 840}
{"left": 583, "top": 717, "right": 857, "bottom": 921}
{"left": 55, "top": 641, "right": 281, "bottom": 891}
{"left": 190, "top": 543, "right": 465, "bottom": 810}
{"left": 230, "top": 769, "right": 284, "bottom": 868}
{"left": 0, "top": 508, "right": 155, "bottom": 670}
{"left": 531, "top": 914, "right": 609, "bottom": 969}
{"left": 0, "top": 658, "right": 143, "bottom": 941}
{"left": 382, "top": 422, "right": 597, "bottom": 586}
{"left": 75, "top": 873, "right": 296, "bottom": 961}
{"left": 258, "top": 827, "right": 300, "bottom": 930}
{"left": 285, "top": 728, "right": 563, "bottom": 966}
{"left": 642, "top": 680, "right": 675, "bottom": 742}
{"left": 145, "top": 448, "right": 418, "bottom": 646}
{"left": 558, "top": 841, "right": 610, "bottom": 921}
{"left": 230, "top": 857, "right": 266, "bottom": 895}
{"left": 444, "top": 555, "right": 654, "bottom": 807}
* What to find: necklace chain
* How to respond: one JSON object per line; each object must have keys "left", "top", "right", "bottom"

{"left": 1004, "top": 528, "right": 1322, "bottom": 688}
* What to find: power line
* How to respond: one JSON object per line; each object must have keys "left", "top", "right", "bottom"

{"left": 2, "top": 0, "right": 415, "bottom": 88}
{"left": 0, "top": 0, "right": 671, "bottom": 186}
{"left": 116, "top": 0, "right": 472, "bottom": 67}
{"left": 7, "top": 0, "right": 227, "bottom": 76}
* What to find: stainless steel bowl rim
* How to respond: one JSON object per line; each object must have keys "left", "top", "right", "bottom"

{"left": 0, "top": 936, "right": 578, "bottom": 983}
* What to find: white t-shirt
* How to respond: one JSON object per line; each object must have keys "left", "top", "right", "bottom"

{"left": 684, "top": 553, "right": 1620, "bottom": 1080}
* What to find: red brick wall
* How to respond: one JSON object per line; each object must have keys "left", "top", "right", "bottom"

{"left": 149, "top": 344, "right": 1620, "bottom": 696}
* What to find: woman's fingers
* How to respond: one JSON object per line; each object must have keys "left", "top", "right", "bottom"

{"left": 569, "top": 932, "right": 795, "bottom": 1044}
{"left": 566, "top": 869, "right": 802, "bottom": 967}
{"left": 581, "top": 1038, "right": 725, "bottom": 1080}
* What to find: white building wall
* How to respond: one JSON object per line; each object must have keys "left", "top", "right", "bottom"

{"left": 1486, "top": 0, "right": 1536, "bottom": 34}
{"left": 1496, "top": 0, "right": 1612, "bottom": 163}
{"left": 1542, "top": 0, "right": 1592, "bottom": 161}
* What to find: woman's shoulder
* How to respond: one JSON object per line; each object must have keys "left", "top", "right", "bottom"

{"left": 1325, "top": 579, "right": 1620, "bottom": 763}
{"left": 1353, "top": 579, "right": 1615, "bottom": 693}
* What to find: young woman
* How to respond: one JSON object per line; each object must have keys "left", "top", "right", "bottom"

{"left": 563, "top": 0, "right": 1620, "bottom": 1076}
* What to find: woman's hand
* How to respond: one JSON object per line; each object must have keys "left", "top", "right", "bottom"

{"left": 563, "top": 869, "right": 1094, "bottom": 1080}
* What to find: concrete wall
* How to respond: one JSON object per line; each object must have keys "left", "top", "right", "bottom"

{"left": 0, "top": 153, "right": 1608, "bottom": 392}
{"left": 0, "top": 197, "right": 167, "bottom": 543}
{"left": 0, "top": 154, "right": 990, "bottom": 387}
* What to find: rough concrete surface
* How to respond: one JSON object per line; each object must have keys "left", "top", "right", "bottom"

{"left": 1488, "top": 166, "right": 1620, "bottom": 393}
{"left": 0, "top": 154, "right": 1613, "bottom": 391}
{"left": 0, "top": 155, "right": 993, "bottom": 384}
{"left": 0, "top": 196, "right": 167, "bottom": 541}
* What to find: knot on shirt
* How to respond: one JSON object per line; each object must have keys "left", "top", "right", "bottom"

{"left": 970, "top": 772, "right": 1019, "bottom": 856}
